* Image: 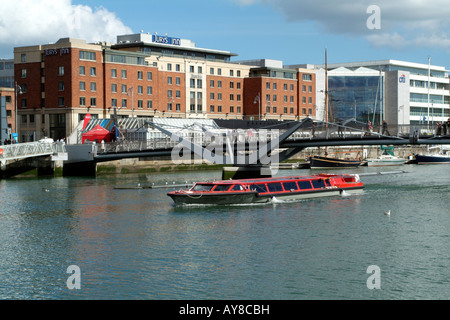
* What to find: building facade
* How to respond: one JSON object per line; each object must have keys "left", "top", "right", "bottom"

{"left": 309, "top": 60, "right": 450, "bottom": 129}
{"left": 13, "top": 33, "right": 317, "bottom": 142}
{"left": 0, "top": 87, "right": 16, "bottom": 142}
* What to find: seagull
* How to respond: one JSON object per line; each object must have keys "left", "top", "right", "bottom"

{"left": 384, "top": 210, "right": 391, "bottom": 216}
{"left": 42, "top": 188, "right": 50, "bottom": 192}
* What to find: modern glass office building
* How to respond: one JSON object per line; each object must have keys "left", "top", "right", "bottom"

{"left": 309, "top": 60, "right": 450, "bottom": 128}
{"left": 327, "top": 67, "right": 384, "bottom": 125}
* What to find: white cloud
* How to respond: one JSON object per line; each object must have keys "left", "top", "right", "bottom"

{"left": 234, "top": 0, "right": 450, "bottom": 50}
{"left": 0, "top": 0, "right": 132, "bottom": 57}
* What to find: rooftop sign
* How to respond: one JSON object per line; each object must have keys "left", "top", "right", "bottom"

{"left": 152, "top": 35, "right": 181, "bottom": 46}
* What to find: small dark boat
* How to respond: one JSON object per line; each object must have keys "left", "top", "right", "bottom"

{"left": 415, "top": 153, "right": 450, "bottom": 164}
{"left": 309, "top": 156, "right": 362, "bottom": 169}
{"left": 167, "top": 173, "right": 364, "bottom": 205}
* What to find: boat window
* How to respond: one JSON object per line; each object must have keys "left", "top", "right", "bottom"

{"left": 324, "top": 179, "right": 331, "bottom": 187}
{"left": 251, "top": 184, "right": 267, "bottom": 193}
{"left": 312, "top": 179, "right": 326, "bottom": 189}
{"left": 267, "top": 182, "right": 283, "bottom": 192}
{"left": 298, "top": 181, "right": 312, "bottom": 190}
{"left": 213, "top": 185, "right": 231, "bottom": 192}
{"left": 283, "top": 182, "right": 298, "bottom": 191}
{"left": 192, "top": 184, "right": 214, "bottom": 191}
{"left": 231, "top": 184, "right": 244, "bottom": 191}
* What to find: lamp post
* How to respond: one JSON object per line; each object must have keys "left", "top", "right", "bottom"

{"left": 253, "top": 92, "right": 261, "bottom": 120}
{"left": 14, "top": 82, "right": 23, "bottom": 142}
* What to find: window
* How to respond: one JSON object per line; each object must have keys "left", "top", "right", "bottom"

{"left": 283, "top": 182, "right": 298, "bottom": 191}
{"left": 198, "top": 66, "right": 202, "bottom": 74}
{"left": 111, "top": 69, "right": 117, "bottom": 78}
{"left": 218, "top": 81, "right": 222, "bottom": 88}
{"left": 230, "top": 82, "right": 234, "bottom": 89}
{"left": 79, "top": 66, "right": 85, "bottom": 76}
{"left": 80, "top": 97, "right": 86, "bottom": 106}
{"left": 267, "top": 183, "right": 283, "bottom": 192}
{"left": 147, "top": 72, "right": 152, "bottom": 81}
{"left": 122, "top": 84, "right": 127, "bottom": 93}
{"left": 21, "top": 54, "right": 26, "bottom": 62}
{"left": 79, "top": 82, "right": 85, "bottom": 91}
{"left": 138, "top": 86, "right": 143, "bottom": 94}
{"left": 230, "top": 70, "right": 234, "bottom": 76}
{"left": 90, "top": 82, "right": 96, "bottom": 92}
{"left": 210, "top": 68, "right": 214, "bottom": 75}
{"left": 210, "top": 105, "right": 215, "bottom": 113}
{"left": 147, "top": 100, "right": 152, "bottom": 109}
{"left": 58, "top": 81, "right": 64, "bottom": 91}
{"left": 312, "top": 180, "right": 325, "bottom": 189}
{"left": 176, "top": 77, "right": 180, "bottom": 85}
{"left": 58, "top": 97, "right": 64, "bottom": 106}
{"left": 79, "top": 51, "right": 96, "bottom": 61}
{"left": 251, "top": 184, "right": 267, "bottom": 193}
{"left": 167, "top": 63, "right": 172, "bottom": 71}
{"left": 217, "top": 68, "right": 222, "bottom": 75}
{"left": 197, "top": 79, "right": 202, "bottom": 88}
{"left": 210, "top": 80, "right": 214, "bottom": 88}
{"left": 266, "top": 82, "right": 270, "bottom": 90}
{"left": 176, "top": 64, "right": 180, "bottom": 71}
{"left": 121, "top": 70, "right": 127, "bottom": 79}
{"left": 90, "top": 97, "right": 96, "bottom": 106}
{"left": 212, "top": 185, "right": 230, "bottom": 192}
{"left": 167, "top": 76, "right": 172, "bottom": 85}
{"left": 303, "top": 74, "right": 312, "bottom": 81}
{"left": 111, "top": 84, "right": 117, "bottom": 93}
{"left": 59, "top": 66, "right": 65, "bottom": 76}
{"left": 111, "top": 99, "right": 117, "bottom": 107}
{"left": 298, "top": 181, "right": 312, "bottom": 190}
{"left": 90, "top": 67, "right": 95, "bottom": 77}
{"left": 138, "top": 100, "right": 143, "bottom": 109}
{"left": 122, "top": 99, "right": 127, "bottom": 108}
{"left": 138, "top": 71, "right": 143, "bottom": 80}
{"left": 21, "top": 69, "right": 27, "bottom": 78}
{"left": 147, "top": 86, "right": 152, "bottom": 95}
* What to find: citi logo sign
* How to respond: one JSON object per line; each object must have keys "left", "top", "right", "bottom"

{"left": 399, "top": 74, "right": 406, "bottom": 83}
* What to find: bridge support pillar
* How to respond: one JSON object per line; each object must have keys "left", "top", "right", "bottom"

{"left": 63, "top": 161, "right": 97, "bottom": 177}
{"left": 36, "top": 158, "right": 55, "bottom": 177}
{"left": 222, "top": 166, "right": 272, "bottom": 180}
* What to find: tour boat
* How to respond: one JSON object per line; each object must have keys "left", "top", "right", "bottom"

{"left": 167, "top": 173, "right": 364, "bottom": 205}
{"left": 309, "top": 156, "right": 362, "bottom": 169}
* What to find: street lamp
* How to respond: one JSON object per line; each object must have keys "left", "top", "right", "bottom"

{"left": 253, "top": 92, "right": 261, "bottom": 120}
{"left": 14, "top": 82, "right": 23, "bottom": 142}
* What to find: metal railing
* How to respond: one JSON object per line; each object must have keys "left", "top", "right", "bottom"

{"left": 0, "top": 141, "right": 66, "bottom": 162}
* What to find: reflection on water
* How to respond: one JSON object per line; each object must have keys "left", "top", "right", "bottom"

{"left": 0, "top": 164, "right": 449, "bottom": 299}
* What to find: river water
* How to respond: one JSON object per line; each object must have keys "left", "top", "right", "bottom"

{"left": 0, "top": 164, "right": 449, "bottom": 300}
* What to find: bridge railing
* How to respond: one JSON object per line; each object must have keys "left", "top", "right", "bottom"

{"left": 0, "top": 141, "right": 66, "bottom": 162}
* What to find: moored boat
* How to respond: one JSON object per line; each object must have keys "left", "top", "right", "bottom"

{"left": 366, "top": 154, "right": 405, "bottom": 166}
{"left": 167, "top": 173, "right": 364, "bottom": 205}
{"left": 415, "top": 153, "right": 450, "bottom": 164}
{"left": 309, "top": 156, "right": 362, "bottom": 169}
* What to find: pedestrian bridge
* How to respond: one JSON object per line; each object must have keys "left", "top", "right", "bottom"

{"left": 61, "top": 116, "right": 450, "bottom": 178}
{"left": 0, "top": 141, "right": 67, "bottom": 178}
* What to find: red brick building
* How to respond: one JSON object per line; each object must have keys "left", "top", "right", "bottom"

{"left": 14, "top": 34, "right": 316, "bottom": 142}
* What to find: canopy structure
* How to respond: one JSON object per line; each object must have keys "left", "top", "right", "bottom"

{"left": 82, "top": 125, "right": 111, "bottom": 144}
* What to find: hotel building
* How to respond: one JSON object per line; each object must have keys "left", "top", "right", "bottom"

{"left": 13, "top": 33, "right": 316, "bottom": 142}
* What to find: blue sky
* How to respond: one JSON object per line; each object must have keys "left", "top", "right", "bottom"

{"left": 2, "top": 0, "right": 450, "bottom": 68}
